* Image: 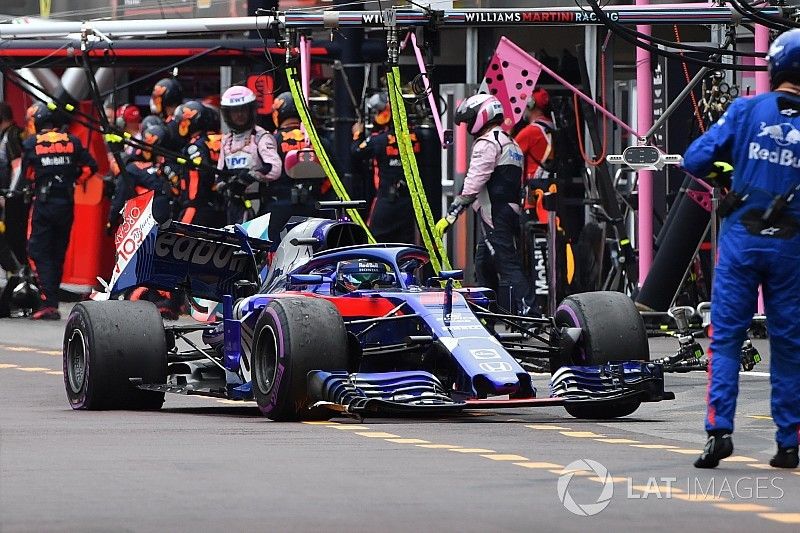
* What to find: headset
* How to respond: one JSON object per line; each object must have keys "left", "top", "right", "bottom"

{"left": 115, "top": 104, "right": 142, "bottom": 130}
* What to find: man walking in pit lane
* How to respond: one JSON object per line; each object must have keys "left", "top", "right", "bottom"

{"left": 684, "top": 29, "right": 800, "bottom": 469}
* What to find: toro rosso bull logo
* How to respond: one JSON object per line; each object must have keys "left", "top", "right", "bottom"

{"left": 748, "top": 122, "right": 800, "bottom": 168}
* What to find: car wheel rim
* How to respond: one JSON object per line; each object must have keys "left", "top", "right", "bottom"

{"left": 255, "top": 325, "right": 278, "bottom": 396}
{"left": 66, "top": 329, "right": 87, "bottom": 394}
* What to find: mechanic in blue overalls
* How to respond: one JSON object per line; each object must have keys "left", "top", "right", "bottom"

{"left": 434, "top": 94, "right": 536, "bottom": 316}
{"left": 685, "top": 29, "right": 800, "bottom": 469}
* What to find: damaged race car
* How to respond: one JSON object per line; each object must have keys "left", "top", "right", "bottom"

{"left": 62, "top": 196, "right": 673, "bottom": 420}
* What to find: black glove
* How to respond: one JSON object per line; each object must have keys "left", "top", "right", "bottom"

{"left": 229, "top": 170, "right": 256, "bottom": 197}
{"left": 705, "top": 161, "right": 733, "bottom": 189}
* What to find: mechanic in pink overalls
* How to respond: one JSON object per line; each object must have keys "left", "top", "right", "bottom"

{"left": 217, "top": 85, "right": 282, "bottom": 224}
{"left": 434, "top": 94, "right": 536, "bottom": 316}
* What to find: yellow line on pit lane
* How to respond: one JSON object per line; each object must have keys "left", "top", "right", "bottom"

{"left": 666, "top": 448, "right": 704, "bottom": 455}
{"left": 715, "top": 503, "right": 774, "bottom": 512}
{"left": 480, "top": 454, "right": 529, "bottom": 461}
{"left": 16, "top": 367, "right": 51, "bottom": 372}
{"left": 559, "top": 431, "right": 606, "bottom": 438}
{"left": 354, "top": 432, "right": 401, "bottom": 438}
{"left": 758, "top": 513, "right": 800, "bottom": 524}
{"left": 0, "top": 363, "right": 19, "bottom": 369}
{"left": 513, "top": 462, "right": 564, "bottom": 469}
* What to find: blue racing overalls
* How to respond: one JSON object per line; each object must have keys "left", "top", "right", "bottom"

{"left": 683, "top": 91, "right": 800, "bottom": 449}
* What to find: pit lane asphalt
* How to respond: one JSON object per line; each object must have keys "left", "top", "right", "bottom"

{"left": 1, "top": 305, "right": 798, "bottom": 532}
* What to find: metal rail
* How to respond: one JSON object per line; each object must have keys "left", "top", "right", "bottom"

{"left": 0, "top": 5, "right": 784, "bottom": 39}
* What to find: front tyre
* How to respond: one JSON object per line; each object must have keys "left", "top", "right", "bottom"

{"left": 252, "top": 297, "right": 348, "bottom": 421}
{"left": 63, "top": 301, "right": 167, "bottom": 410}
{"left": 554, "top": 291, "right": 648, "bottom": 419}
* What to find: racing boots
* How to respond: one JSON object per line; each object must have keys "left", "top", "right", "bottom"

{"left": 770, "top": 446, "right": 799, "bottom": 469}
{"left": 694, "top": 431, "right": 733, "bottom": 469}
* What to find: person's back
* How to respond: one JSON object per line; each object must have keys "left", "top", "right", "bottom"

{"left": 685, "top": 92, "right": 800, "bottom": 219}
{"left": 352, "top": 123, "right": 420, "bottom": 243}
{"left": 683, "top": 28, "right": 800, "bottom": 470}
{"left": 21, "top": 103, "right": 97, "bottom": 320}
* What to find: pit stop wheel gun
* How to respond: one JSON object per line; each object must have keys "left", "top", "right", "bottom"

{"left": 654, "top": 306, "right": 762, "bottom": 373}
{"left": 653, "top": 306, "right": 705, "bottom": 372}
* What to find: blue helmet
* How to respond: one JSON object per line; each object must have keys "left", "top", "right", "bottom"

{"left": 767, "top": 29, "right": 800, "bottom": 89}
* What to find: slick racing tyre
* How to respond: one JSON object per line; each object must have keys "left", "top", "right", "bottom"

{"left": 252, "top": 297, "right": 348, "bottom": 421}
{"left": 554, "top": 291, "right": 649, "bottom": 419}
{"left": 63, "top": 301, "right": 167, "bottom": 410}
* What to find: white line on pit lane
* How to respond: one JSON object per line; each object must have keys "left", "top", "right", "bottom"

{"left": 669, "top": 370, "right": 770, "bottom": 378}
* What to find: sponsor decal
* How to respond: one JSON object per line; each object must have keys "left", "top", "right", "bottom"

{"left": 470, "top": 348, "right": 501, "bottom": 360}
{"left": 747, "top": 143, "right": 800, "bottom": 168}
{"left": 756, "top": 121, "right": 800, "bottom": 147}
{"left": 40, "top": 156, "right": 72, "bottom": 166}
{"left": 106, "top": 191, "right": 157, "bottom": 294}
{"left": 154, "top": 233, "right": 249, "bottom": 272}
{"left": 478, "top": 361, "right": 514, "bottom": 373}
{"left": 533, "top": 235, "right": 548, "bottom": 295}
{"left": 225, "top": 153, "right": 252, "bottom": 169}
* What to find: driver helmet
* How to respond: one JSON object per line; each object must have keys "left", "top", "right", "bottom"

{"left": 335, "top": 259, "right": 392, "bottom": 293}
{"left": 221, "top": 85, "right": 257, "bottom": 133}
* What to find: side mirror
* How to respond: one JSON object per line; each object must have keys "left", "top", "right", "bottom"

{"left": 287, "top": 274, "right": 324, "bottom": 286}
{"left": 439, "top": 270, "right": 464, "bottom": 281}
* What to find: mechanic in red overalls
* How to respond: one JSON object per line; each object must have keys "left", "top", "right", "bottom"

{"left": 514, "top": 88, "right": 556, "bottom": 224}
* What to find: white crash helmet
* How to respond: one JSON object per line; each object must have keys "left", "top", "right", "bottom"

{"left": 454, "top": 93, "right": 504, "bottom": 135}
{"left": 221, "top": 85, "right": 258, "bottom": 133}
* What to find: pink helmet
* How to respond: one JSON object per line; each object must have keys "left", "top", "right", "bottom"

{"left": 454, "top": 93, "right": 504, "bottom": 135}
{"left": 221, "top": 85, "right": 257, "bottom": 133}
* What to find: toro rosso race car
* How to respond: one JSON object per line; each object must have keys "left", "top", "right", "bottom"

{"left": 62, "top": 196, "right": 673, "bottom": 420}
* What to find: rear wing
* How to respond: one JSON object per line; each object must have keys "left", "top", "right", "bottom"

{"left": 94, "top": 192, "right": 270, "bottom": 302}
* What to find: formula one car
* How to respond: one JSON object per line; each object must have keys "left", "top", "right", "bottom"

{"left": 63, "top": 197, "right": 673, "bottom": 420}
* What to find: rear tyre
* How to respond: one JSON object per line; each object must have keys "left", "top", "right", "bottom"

{"left": 63, "top": 301, "right": 167, "bottom": 410}
{"left": 252, "top": 297, "right": 348, "bottom": 421}
{"left": 554, "top": 291, "right": 649, "bottom": 419}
